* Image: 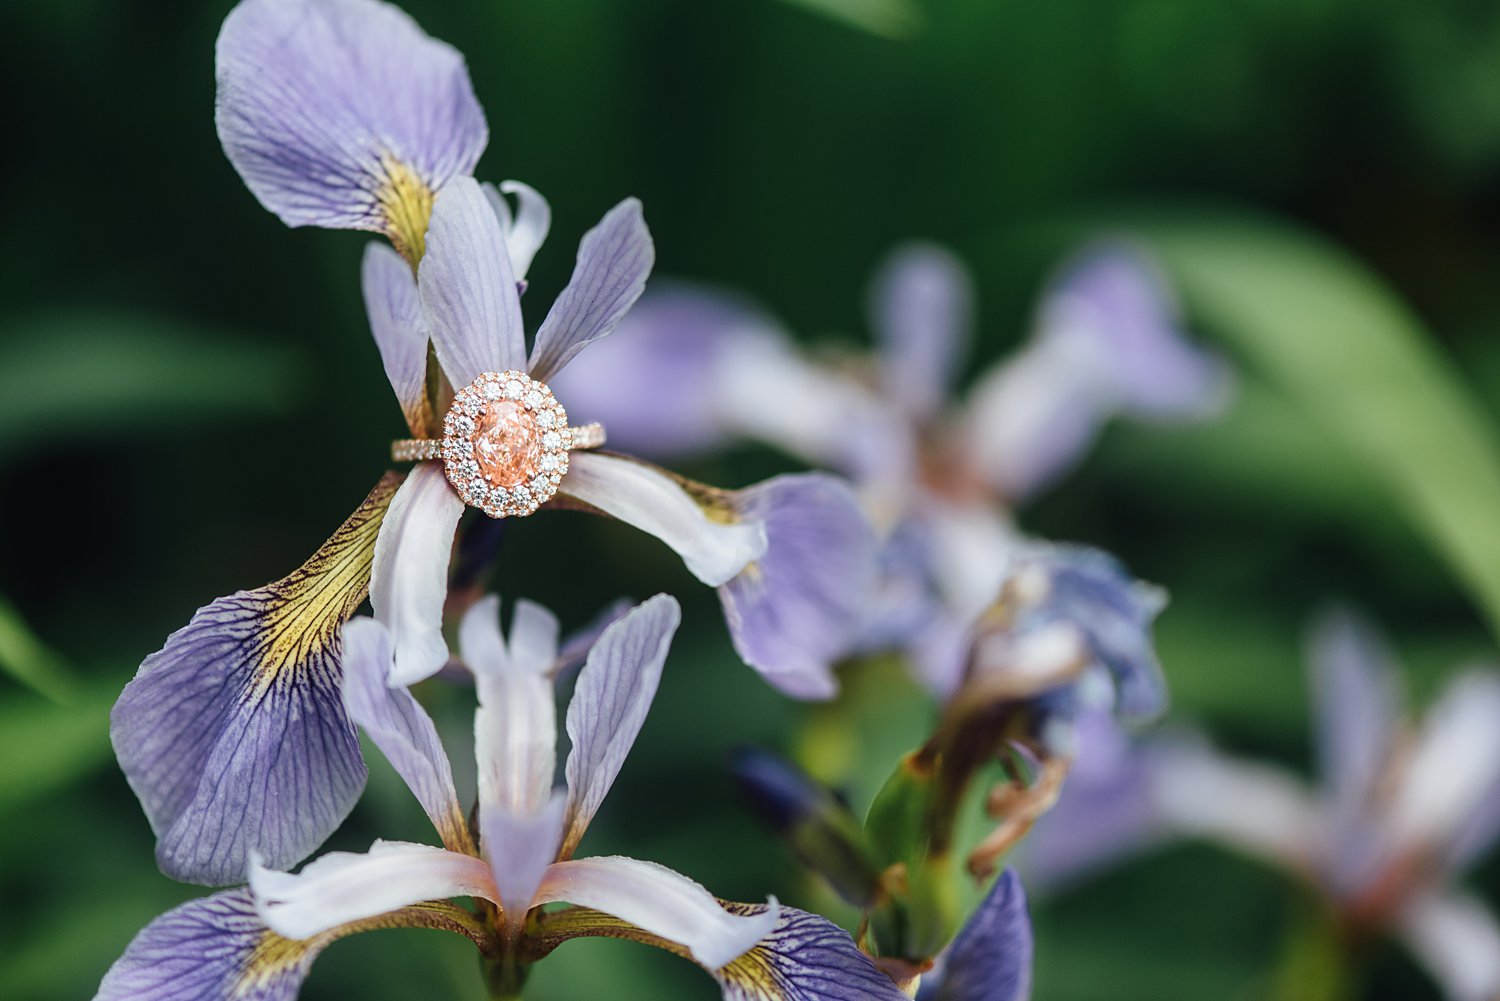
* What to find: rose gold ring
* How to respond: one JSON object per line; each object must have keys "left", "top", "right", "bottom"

{"left": 390, "top": 370, "right": 605, "bottom": 519}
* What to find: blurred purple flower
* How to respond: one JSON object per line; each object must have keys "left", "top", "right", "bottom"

{"left": 947, "top": 544, "right": 1169, "bottom": 754}
{"left": 555, "top": 241, "right": 1224, "bottom": 699}
{"left": 1150, "top": 608, "right": 1500, "bottom": 1001}
{"left": 99, "top": 596, "right": 908, "bottom": 1001}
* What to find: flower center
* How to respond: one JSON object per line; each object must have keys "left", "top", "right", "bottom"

{"left": 471, "top": 400, "right": 542, "bottom": 487}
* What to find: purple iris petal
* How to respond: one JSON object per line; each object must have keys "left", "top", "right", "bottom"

{"left": 110, "top": 477, "right": 396, "bottom": 885}
{"left": 719, "top": 474, "right": 878, "bottom": 700}
{"left": 528, "top": 198, "right": 655, "bottom": 382}
{"left": 480, "top": 794, "right": 568, "bottom": 928}
{"left": 869, "top": 242, "right": 973, "bottom": 422}
{"left": 216, "top": 0, "right": 486, "bottom": 230}
{"left": 418, "top": 176, "right": 528, "bottom": 383}
{"left": 341, "top": 617, "right": 469, "bottom": 853}
{"left": 1013, "top": 545, "right": 1168, "bottom": 723}
{"left": 362, "top": 241, "right": 430, "bottom": 436}
{"left": 111, "top": 589, "right": 367, "bottom": 885}
{"left": 94, "top": 888, "right": 322, "bottom": 1001}
{"left": 855, "top": 516, "right": 947, "bottom": 655}
{"left": 923, "top": 869, "right": 1032, "bottom": 1001}
{"left": 713, "top": 903, "right": 911, "bottom": 1000}
{"left": 562, "top": 594, "right": 681, "bottom": 857}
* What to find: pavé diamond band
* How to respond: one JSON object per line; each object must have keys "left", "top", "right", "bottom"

{"left": 391, "top": 423, "right": 605, "bottom": 462}
{"left": 390, "top": 370, "right": 605, "bottom": 519}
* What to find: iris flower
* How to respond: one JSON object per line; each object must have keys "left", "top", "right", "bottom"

{"left": 1145, "top": 609, "right": 1500, "bottom": 1001}
{"left": 554, "top": 242, "right": 1227, "bottom": 694}
{"left": 97, "top": 595, "right": 910, "bottom": 1001}
{"left": 112, "top": 0, "right": 873, "bottom": 889}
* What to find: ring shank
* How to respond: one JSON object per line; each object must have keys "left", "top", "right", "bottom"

{"left": 392, "top": 421, "right": 606, "bottom": 463}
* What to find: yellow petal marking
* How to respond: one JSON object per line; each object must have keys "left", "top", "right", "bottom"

{"left": 377, "top": 157, "right": 437, "bottom": 268}
{"left": 250, "top": 473, "right": 402, "bottom": 696}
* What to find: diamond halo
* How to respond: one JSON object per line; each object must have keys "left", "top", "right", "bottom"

{"left": 441, "top": 371, "right": 570, "bottom": 518}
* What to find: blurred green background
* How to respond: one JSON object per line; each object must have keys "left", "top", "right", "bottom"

{"left": 4, "top": 0, "right": 1500, "bottom": 998}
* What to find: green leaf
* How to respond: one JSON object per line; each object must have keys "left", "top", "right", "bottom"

{"left": 0, "top": 310, "right": 304, "bottom": 463}
{"left": 773, "top": 0, "right": 923, "bottom": 38}
{"left": 0, "top": 594, "right": 76, "bottom": 703}
{"left": 0, "top": 685, "right": 115, "bottom": 812}
{"left": 1134, "top": 213, "right": 1500, "bottom": 645}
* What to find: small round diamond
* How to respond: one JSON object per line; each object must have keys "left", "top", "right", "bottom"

{"left": 536, "top": 409, "right": 557, "bottom": 430}
{"left": 504, "top": 379, "right": 524, "bottom": 399}
{"left": 482, "top": 381, "right": 502, "bottom": 400}
{"left": 542, "top": 431, "right": 562, "bottom": 450}
{"left": 524, "top": 390, "right": 543, "bottom": 409}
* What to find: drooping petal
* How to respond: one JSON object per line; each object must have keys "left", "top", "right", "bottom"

{"left": 1305, "top": 608, "right": 1401, "bottom": 845}
{"left": 528, "top": 198, "right": 655, "bottom": 382}
{"left": 479, "top": 793, "right": 568, "bottom": 929}
{"left": 419, "top": 176, "right": 527, "bottom": 384}
{"left": 250, "top": 841, "right": 497, "bottom": 940}
{"left": 362, "top": 241, "right": 431, "bottom": 436}
{"left": 215, "top": 0, "right": 486, "bottom": 259}
{"left": 558, "top": 452, "right": 767, "bottom": 586}
{"left": 925, "top": 869, "right": 1032, "bottom": 1001}
{"left": 869, "top": 242, "right": 973, "bottom": 422}
{"left": 1148, "top": 738, "right": 1324, "bottom": 874}
{"left": 111, "top": 475, "right": 398, "bottom": 885}
{"left": 461, "top": 597, "right": 558, "bottom": 815}
{"left": 1387, "top": 671, "right": 1500, "bottom": 861}
{"left": 341, "top": 617, "right": 470, "bottom": 853}
{"left": 1398, "top": 891, "right": 1500, "bottom": 1001}
{"left": 94, "top": 888, "right": 325, "bottom": 1001}
{"left": 718, "top": 475, "right": 876, "bottom": 700}
{"left": 713, "top": 903, "right": 911, "bottom": 1000}
{"left": 483, "top": 180, "right": 552, "bottom": 283}
{"left": 561, "top": 595, "right": 681, "bottom": 857}
{"left": 534, "top": 856, "right": 779, "bottom": 971}
{"left": 370, "top": 462, "right": 464, "bottom": 686}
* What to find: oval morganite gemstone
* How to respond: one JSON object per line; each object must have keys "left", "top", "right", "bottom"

{"left": 470, "top": 400, "right": 542, "bottom": 487}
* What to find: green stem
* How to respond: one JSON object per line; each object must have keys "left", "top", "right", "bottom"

{"left": 1264, "top": 894, "right": 1357, "bottom": 1001}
